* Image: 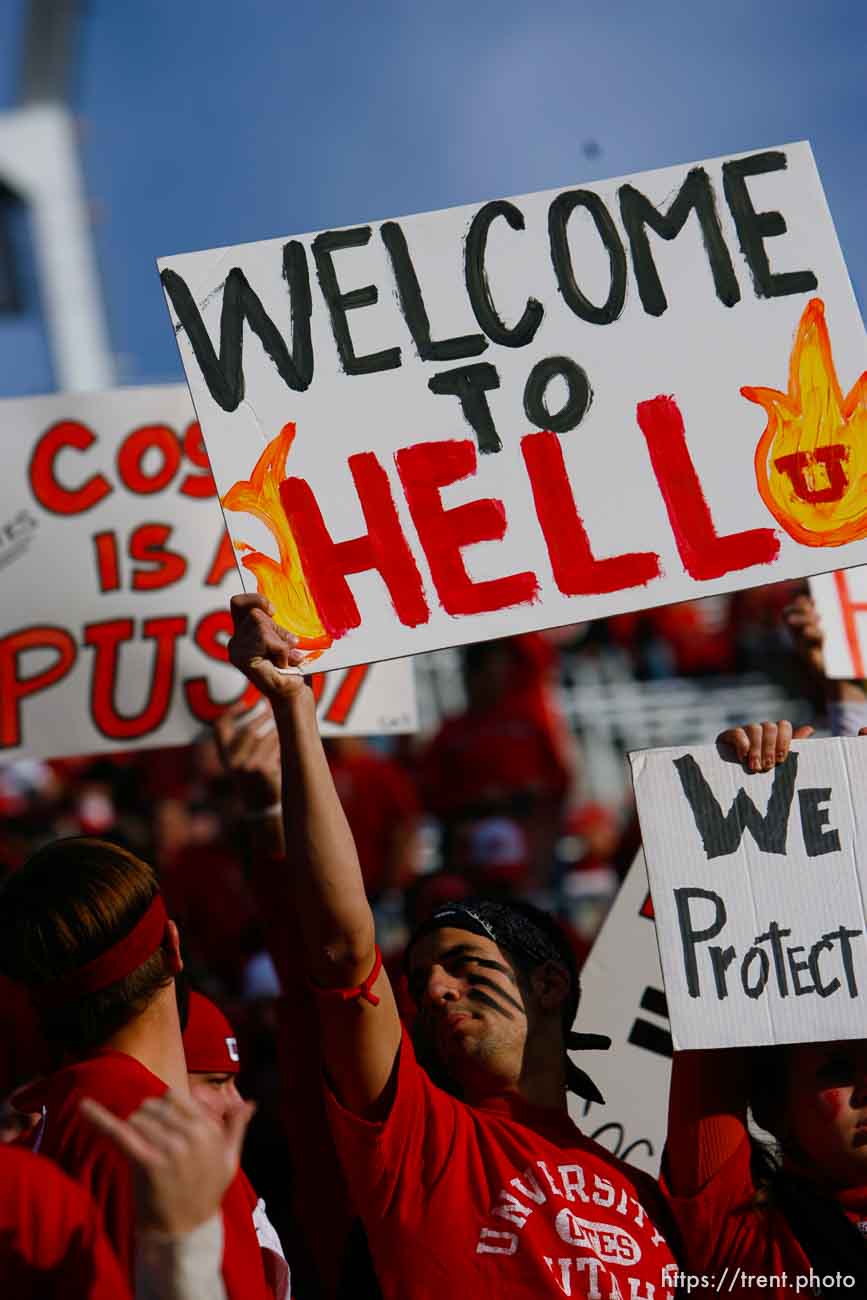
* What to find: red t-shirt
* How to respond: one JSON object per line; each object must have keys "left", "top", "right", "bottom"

{"left": 0, "top": 1143, "right": 130, "bottom": 1299}
{"left": 663, "top": 1134, "right": 867, "bottom": 1297}
{"left": 13, "top": 1050, "right": 271, "bottom": 1300}
{"left": 662, "top": 1049, "right": 867, "bottom": 1296}
{"left": 326, "top": 1029, "right": 679, "bottom": 1299}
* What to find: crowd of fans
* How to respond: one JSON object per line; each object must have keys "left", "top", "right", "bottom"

{"left": 0, "top": 578, "right": 848, "bottom": 1298}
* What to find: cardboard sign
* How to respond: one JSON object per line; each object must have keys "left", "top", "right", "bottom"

{"left": 810, "top": 567, "right": 867, "bottom": 679}
{"left": 0, "top": 386, "right": 417, "bottom": 761}
{"left": 631, "top": 738, "right": 867, "bottom": 1050}
{"left": 568, "top": 852, "right": 671, "bottom": 1177}
{"left": 159, "top": 142, "right": 867, "bottom": 674}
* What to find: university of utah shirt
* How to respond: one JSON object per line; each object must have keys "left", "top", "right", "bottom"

{"left": 327, "top": 1029, "right": 678, "bottom": 1299}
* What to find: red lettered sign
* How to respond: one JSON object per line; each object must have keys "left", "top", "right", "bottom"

{"left": 161, "top": 143, "right": 867, "bottom": 673}
{"left": 0, "top": 386, "right": 416, "bottom": 759}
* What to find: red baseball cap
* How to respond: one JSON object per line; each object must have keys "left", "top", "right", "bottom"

{"left": 182, "top": 990, "right": 240, "bottom": 1074}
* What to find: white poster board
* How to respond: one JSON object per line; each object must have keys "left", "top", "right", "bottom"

{"left": 810, "top": 568, "right": 867, "bottom": 679}
{"left": 569, "top": 852, "right": 671, "bottom": 1177}
{"left": 631, "top": 737, "right": 867, "bottom": 1050}
{"left": 0, "top": 386, "right": 417, "bottom": 761}
{"left": 160, "top": 142, "right": 867, "bottom": 674}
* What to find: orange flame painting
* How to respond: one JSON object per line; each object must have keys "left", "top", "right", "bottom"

{"left": 221, "top": 422, "right": 332, "bottom": 657}
{"left": 744, "top": 298, "right": 867, "bottom": 547}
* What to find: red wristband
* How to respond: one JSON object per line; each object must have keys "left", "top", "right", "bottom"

{"left": 309, "top": 946, "right": 383, "bottom": 1007}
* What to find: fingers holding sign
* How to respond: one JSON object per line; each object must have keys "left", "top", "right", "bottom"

{"left": 228, "top": 594, "right": 308, "bottom": 703}
{"left": 782, "top": 593, "right": 825, "bottom": 677}
{"left": 717, "top": 719, "right": 815, "bottom": 772}
{"left": 81, "top": 1091, "right": 255, "bottom": 1237}
{"left": 213, "top": 697, "right": 282, "bottom": 813}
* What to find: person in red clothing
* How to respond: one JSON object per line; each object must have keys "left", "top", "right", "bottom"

{"left": 663, "top": 720, "right": 867, "bottom": 1298}
{"left": 182, "top": 987, "right": 290, "bottom": 1300}
{"left": 421, "top": 634, "right": 574, "bottom": 885}
{"left": 326, "top": 737, "right": 421, "bottom": 899}
{"left": 1, "top": 1085, "right": 255, "bottom": 1300}
{"left": 228, "top": 594, "right": 679, "bottom": 1300}
{"left": 0, "top": 1143, "right": 130, "bottom": 1299}
{"left": 0, "top": 837, "right": 273, "bottom": 1300}
{"left": 159, "top": 841, "right": 258, "bottom": 993}
{"left": 183, "top": 989, "right": 245, "bottom": 1123}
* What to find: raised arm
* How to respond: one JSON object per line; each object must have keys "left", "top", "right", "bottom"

{"left": 664, "top": 719, "right": 813, "bottom": 1196}
{"left": 212, "top": 699, "right": 291, "bottom": 983}
{"left": 665, "top": 1048, "right": 751, "bottom": 1195}
{"left": 227, "top": 594, "right": 402, "bottom": 1114}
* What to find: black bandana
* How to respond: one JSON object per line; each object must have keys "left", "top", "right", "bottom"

{"left": 407, "top": 900, "right": 610, "bottom": 1103}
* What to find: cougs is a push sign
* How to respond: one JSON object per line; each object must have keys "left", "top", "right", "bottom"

{"left": 160, "top": 143, "right": 867, "bottom": 672}
{"left": 0, "top": 386, "right": 417, "bottom": 760}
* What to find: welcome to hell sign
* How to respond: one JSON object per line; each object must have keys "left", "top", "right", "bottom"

{"left": 158, "top": 142, "right": 867, "bottom": 672}
{"left": 0, "top": 386, "right": 417, "bottom": 761}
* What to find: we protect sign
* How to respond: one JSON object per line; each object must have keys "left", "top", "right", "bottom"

{"left": 631, "top": 738, "right": 867, "bottom": 1050}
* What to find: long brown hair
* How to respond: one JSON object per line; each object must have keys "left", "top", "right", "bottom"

{"left": 0, "top": 837, "right": 172, "bottom": 1055}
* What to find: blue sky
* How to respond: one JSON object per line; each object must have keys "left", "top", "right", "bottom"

{"left": 0, "top": 0, "right": 865, "bottom": 395}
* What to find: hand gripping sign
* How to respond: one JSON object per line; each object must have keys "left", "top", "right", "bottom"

{"left": 631, "top": 736, "right": 867, "bottom": 1050}
{"left": 158, "top": 143, "right": 867, "bottom": 672}
{"left": 0, "top": 385, "right": 417, "bottom": 760}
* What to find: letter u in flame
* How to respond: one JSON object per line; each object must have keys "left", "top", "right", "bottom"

{"left": 744, "top": 298, "right": 867, "bottom": 546}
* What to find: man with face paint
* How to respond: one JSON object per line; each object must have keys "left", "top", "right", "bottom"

{"left": 228, "top": 594, "right": 680, "bottom": 1300}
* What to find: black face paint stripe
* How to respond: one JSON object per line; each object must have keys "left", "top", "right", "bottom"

{"left": 469, "top": 973, "right": 525, "bottom": 1015}
{"left": 466, "top": 987, "right": 516, "bottom": 1018}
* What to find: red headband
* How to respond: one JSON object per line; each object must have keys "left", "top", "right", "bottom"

{"left": 33, "top": 895, "right": 168, "bottom": 1011}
